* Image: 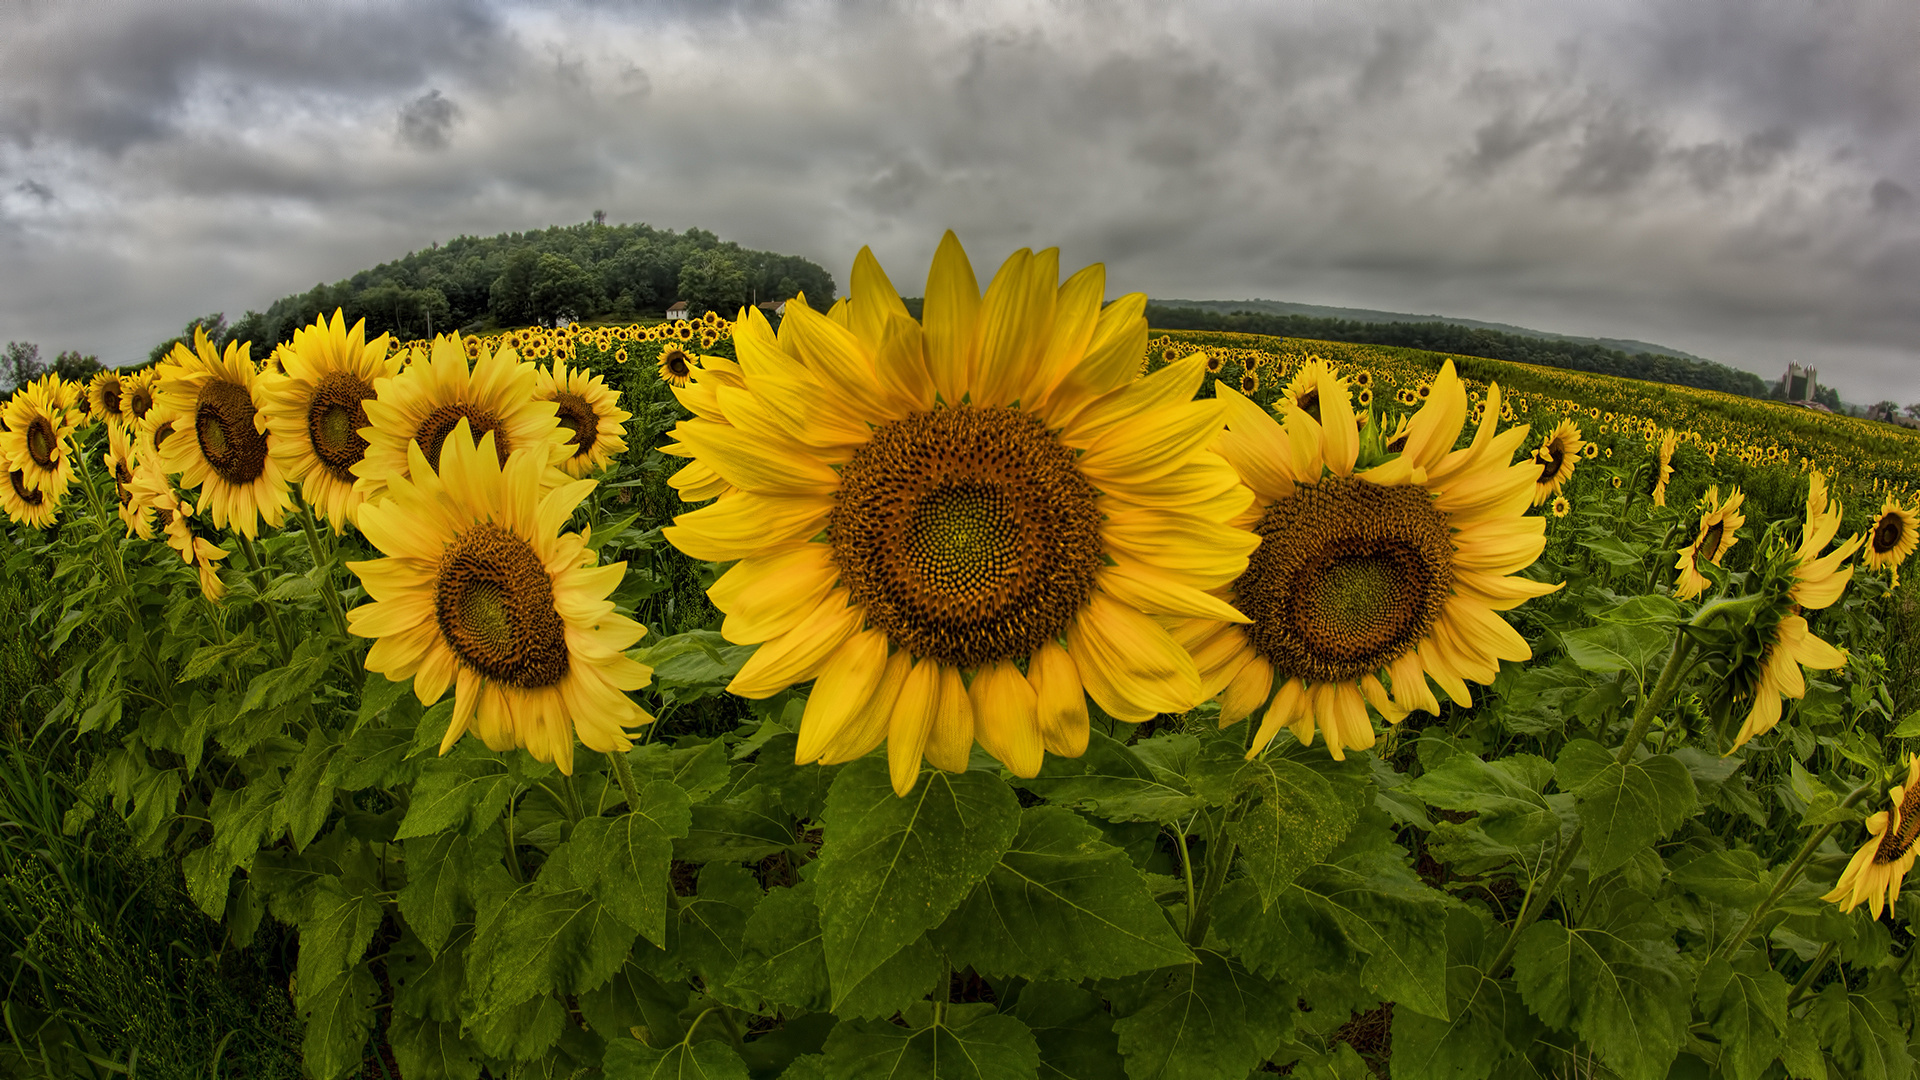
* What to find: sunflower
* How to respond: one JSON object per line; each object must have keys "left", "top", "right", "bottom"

{"left": 353, "top": 333, "right": 570, "bottom": 506}
{"left": 1864, "top": 496, "right": 1917, "bottom": 587}
{"left": 1611, "top": 475, "right": 1623, "bottom": 489}
{"left": 1205, "top": 353, "right": 1224, "bottom": 374}
{"left": 535, "top": 357, "right": 631, "bottom": 477}
{"left": 151, "top": 328, "right": 291, "bottom": 539}
{"left": 89, "top": 370, "right": 131, "bottom": 428}
{"left": 123, "top": 371, "right": 157, "bottom": 426}
{"left": 657, "top": 344, "right": 700, "bottom": 388}
{"left": 1531, "top": 420, "right": 1583, "bottom": 505}
{"left": 1673, "top": 486, "right": 1746, "bottom": 601}
{"left": 1550, "top": 495, "right": 1570, "bottom": 518}
{"left": 662, "top": 233, "right": 1257, "bottom": 794}
{"left": 1651, "top": 429, "right": 1679, "bottom": 506}
{"left": 0, "top": 439, "right": 62, "bottom": 528}
{"left": 1278, "top": 357, "right": 1343, "bottom": 422}
{"left": 126, "top": 461, "right": 227, "bottom": 600}
{"left": 1239, "top": 369, "right": 1260, "bottom": 395}
{"left": 0, "top": 378, "right": 77, "bottom": 496}
{"left": 259, "top": 311, "right": 401, "bottom": 531}
{"left": 1728, "top": 473, "right": 1860, "bottom": 751}
{"left": 1823, "top": 755, "right": 1920, "bottom": 920}
{"left": 103, "top": 422, "right": 150, "bottom": 538}
{"left": 660, "top": 356, "right": 749, "bottom": 504}
{"left": 1174, "top": 360, "right": 1556, "bottom": 760}
{"left": 347, "top": 428, "right": 654, "bottom": 776}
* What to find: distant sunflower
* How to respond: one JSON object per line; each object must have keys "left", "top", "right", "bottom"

{"left": 1279, "top": 357, "right": 1342, "bottom": 422}
{"left": 1174, "top": 360, "right": 1557, "bottom": 760}
{"left": 1823, "top": 755, "right": 1920, "bottom": 920}
{"left": 354, "top": 333, "right": 570, "bottom": 506}
{"left": 89, "top": 370, "right": 131, "bottom": 427}
{"left": 1673, "top": 485, "right": 1745, "bottom": 601}
{"left": 1651, "top": 429, "right": 1679, "bottom": 506}
{"left": 0, "top": 439, "right": 62, "bottom": 528}
{"left": 103, "top": 422, "right": 149, "bottom": 538}
{"left": 260, "top": 311, "right": 400, "bottom": 531}
{"left": 1729, "top": 473, "right": 1860, "bottom": 751}
{"left": 1865, "top": 496, "right": 1916, "bottom": 587}
{"left": 0, "top": 378, "right": 77, "bottom": 497}
{"left": 663, "top": 233, "right": 1256, "bottom": 793}
{"left": 1531, "top": 420, "right": 1583, "bottom": 505}
{"left": 132, "top": 463, "right": 228, "bottom": 602}
{"left": 151, "top": 328, "right": 291, "bottom": 539}
{"left": 1239, "top": 369, "right": 1260, "bottom": 395}
{"left": 1550, "top": 494, "right": 1571, "bottom": 518}
{"left": 1610, "top": 475, "right": 1622, "bottom": 489}
{"left": 347, "top": 428, "right": 654, "bottom": 776}
{"left": 657, "top": 344, "right": 699, "bottom": 388}
{"left": 535, "top": 357, "right": 631, "bottom": 477}
{"left": 124, "top": 371, "right": 157, "bottom": 426}
{"left": 1205, "top": 353, "right": 1224, "bottom": 374}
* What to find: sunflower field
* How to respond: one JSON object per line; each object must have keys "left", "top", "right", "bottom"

{"left": 2, "top": 234, "right": 1918, "bottom": 1080}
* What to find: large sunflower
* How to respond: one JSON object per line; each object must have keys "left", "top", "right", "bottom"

{"left": 1673, "top": 485, "right": 1746, "bottom": 601}
{"left": 152, "top": 328, "right": 291, "bottom": 539}
{"left": 1864, "top": 496, "right": 1917, "bottom": 587}
{"left": 0, "top": 438, "right": 63, "bottom": 528}
{"left": 0, "top": 378, "right": 77, "bottom": 496}
{"left": 535, "top": 357, "right": 631, "bottom": 477}
{"left": 1651, "top": 429, "right": 1679, "bottom": 506}
{"left": 1823, "top": 755, "right": 1920, "bottom": 920}
{"left": 1173, "top": 360, "right": 1556, "bottom": 760}
{"left": 346, "top": 428, "right": 654, "bottom": 775}
{"left": 353, "top": 333, "right": 570, "bottom": 506}
{"left": 89, "top": 370, "right": 131, "bottom": 428}
{"left": 259, "top": 310, "right": 400, "bottom": 532}
{"left": 662, "top": 234, "right": 1256, "bottom": 794}
{"left": 1531, "top": 419, "right": 1583, "bottom": 505}
{"left": 1728, "top": 473, "right": 1860, "bottom": 751}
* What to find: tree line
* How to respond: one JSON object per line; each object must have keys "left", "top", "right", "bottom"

{"left": 1143, "top": 304, "right": 1772, "bottom": 398}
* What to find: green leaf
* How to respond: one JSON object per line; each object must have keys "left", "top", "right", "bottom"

{"left": 184, "top": 773, "right": 285, "bottom": 919}
{"left": 392, "top": 925, "right": 471, "bottom": 1023}
{"left": 1891, "top": 710, "right": 1920, "bottom": 739}
{"left": 570, "top": 780, "right": 693, "bottom": 947}
{"left": 813, "top": 759, "right": 1020, "bottom": 1001}
{"left": 329, "top": 717, "right": 423, "bottom": 791}
{"left": 1229, "top": 752, "right": 1368, "bottom": 906}
{"left": 275, "top": 727, "right": 342, "bottom": 851}
{"left": 822, "top": 1006, "right": 1041, "bottom": 1080}
{"left": 1783, "top": 1020, "right": 1829, "bottom": 1080}
{"left": 396, "top": 748, "right": 513, "bottom": 840}
{"left": 466, "top": 991, "right": 567, "bottom": 1062}
{"left": 355, "top": 669, "right": 413, "bottom": 735}
{"left": 1019, "top": 731, "right": 1204, "bottom": 823}
{"left": 387, "top": 1012, "right": 483, "bottom": 1080}
{"left": 1696, "top": 954, "right": 1788, "bottom": 1080}
{"left": 604, "top": 1038, "right": 753, "bottom": 1080}
{"left": 468, "top": 845, "right": 641, "bottom": 1009}
{"left": 646, "top": 629, "right": 755, "bottom": 701}
{"left": 725, "top": 879, "right": 941, "bottom": 1020}
{"left": 1808, "top": 980, "right": 1912, "bottom": 1080}
{"left": 1560, "top": 621, "right": 1672, "bottom": 684}
{"left": 1554, "top": 740, "right": 1697, "bottom": 876}
{"left": 678, "top": 798, "right": 796, "bottom": 864}
{"left": 1008, "top": 982, "right": 1127, "bottom": 1080}
{"left": 1391, "top": 910, "right": 1536, "bottom": 1080}
{"left": 296, "top": 877, "right": 384, "bottom": 1011}
{"left": 749, "top": 732, "right": 844, "bottom": 819}
{"left": 935, "top": 806, "right": 1192, "bottom": 981}
{"left": 399, "top": 827, "right": 502, "bottom": 955}
{"left": 179, "top": 631, "right": 262, "bottom": 683}
{"left": 1583, "top": 535, "right": 1649, "bottom": 569}
{"left": 1402, "top": 749, "right": 1560, "bottom": 850}
{"left": 664, "top": 862, "right": 760, "bottom": 989}
{"left": 1107, "top": 950, "right": 1289, "bottom": 1080}
{"left": 1511, "top": 892, "right": 1689, "bottom": 1080}
{"left": 628, "top": 738, "right": 731, "bottom": 802}
{"left": 579, "top": 962, "right": 687, "bottom": 1044}
{"left": 299, "top": 961, "right": 378, "bottom": 1080}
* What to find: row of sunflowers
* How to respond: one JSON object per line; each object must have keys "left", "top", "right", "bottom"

{"left": 1, "top": 233, "right": 1917, "bottom": 1079}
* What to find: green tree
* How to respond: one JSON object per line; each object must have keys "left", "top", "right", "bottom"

{"left": 489, "top": 249, "right": 541, "bottom": 327}
{"left": 676, "top": 249, "right": 750, "bottom": 316}
{"left": 51, "top": 350, "right": 103, "bottom": 384}
{"left": 2, "top": 341, "right": 45, "bottom": 392}
{"left": 527, "top": 255, "right": 599, "bottom": 326}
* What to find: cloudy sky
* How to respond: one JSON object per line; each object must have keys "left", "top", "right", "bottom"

{"left": 3, "top": 0, "right": 1919, "bottom": 404}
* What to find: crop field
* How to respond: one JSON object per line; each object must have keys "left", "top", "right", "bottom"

{"left": 1, "top": 239, "right": 1918, "bottom": 1080}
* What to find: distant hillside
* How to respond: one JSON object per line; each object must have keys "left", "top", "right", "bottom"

{"left": 1146, "top": 303, "right": 1773, "bottom": 400}
{"left": 206, "top": 220, "right": 837, "bottom": 357}
{"left": 1155, "top": 298, "right": 1713, "bottom": 363}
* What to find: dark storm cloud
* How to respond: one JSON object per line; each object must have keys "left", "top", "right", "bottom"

{"left": 2, "top": 0, "right": 1920, "bottom": 406}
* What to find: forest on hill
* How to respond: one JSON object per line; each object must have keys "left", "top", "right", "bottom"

{"left": 194, "top": 220, "right": 837, "bottom": 361}
{"left": 1144, "top": 303, "right": 1779, "bottom": 400}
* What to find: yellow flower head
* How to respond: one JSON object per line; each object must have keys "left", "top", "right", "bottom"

{"left": 1550, "top": 494, "right": 1571, "bottom": 518}
{"left": 129, "top": 460, "right": 228, "bottom": 601}
{"left": 662, "top": 233, "right": 1258, "bottom": 793}
{"left": 260, "top": 310, "right": 401, "bottom": 532}
{"left": 0, "top": 377, "right": 77, "bottom": 497}
{"left": 347, "top": 428, "right": 655, "bottom": 776}
{"left": 1864, "top": 496, "right": 1917, "bottom": 587}
{"left": 1175, "top": 360, "right": 1558, "bottom": 761}
{"left": 1824, "top": 755, "right": 1920, "bottom": 920}
{"left": 151, "top": 327, "right": 292, "bottom": 539}
{"left": 1531, "top": 419, "right": 1583, "bottom": 505}
{"left": 1673, "top": 485, "right": 1746, "bottom": 601}
{"left": 1652, "top": 429, "right": 1679, "bottom": 506}
{"left": 89, "top": 369, "right": 131, "bottom": 427}
{"left": 1277, "top": 356, "right": 1347, "bottom": 424}
{"left": 535, "top": 357, "right": 632, "bottom": 478}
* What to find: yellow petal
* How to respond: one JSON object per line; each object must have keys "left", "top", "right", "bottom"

{"left": 1098, "top": 560, "right": 1252, "bottom": 623}
{"left": 887, "top": 658, "right": 941, "bottom": 794}
{"left": 1029, "top": 640, "right": 1090, "bottom": 757}
{"left": 710, "top": 543, "right": 839, "bottom": 644}
{"left": 922, "top": 231, "right": 982, "bottom": 405}
{"left": 974, "top": 247, "right": 1056, "bottom": 408}
{"left": 795, "top": 629, "right": 890, "bottom": 762}
{"left": 1066, "top": 590, "right": 1202, "bottom": 720}
{"left": 970, "top": 660, "right": 1043, "bottom": 777}
{"left": 924, "top": 664, "right": 974, "bottom": 773}
{"left": 664, "top": 492, "right": 832, "bottom": 561}
{"left": 727, "top": 589, "right": 861, "bottom": 698}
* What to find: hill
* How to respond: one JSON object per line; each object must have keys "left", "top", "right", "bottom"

{"left": 202, "top": 220, "right": 837, "bottom": 359}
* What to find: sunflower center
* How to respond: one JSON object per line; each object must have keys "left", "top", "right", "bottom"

{"left": 1700, "top": 520, "right": 1727, "bottom": 563}
{"left": 830, "top": 406, "right": 1102, "bottom": 670}
{"left": 1296, "top": 387, "right": 1321, "bottom": 422}
{"left": 1538, "top": 449, "right": 1566, "bottom": 484}
{"left": 306, "top": 370, "right": 376, "bottom": 480}
{"left": 661, "top": 348, "right": 692, "bottom": 380}
{"left": 194, "top": 379, "right": 268, "bottom": 485}
{"left": 1874, "top": 514, "right": 1907, "bottom": 555}
{"left": 114, "top": 461, "right": 134, "bottom": 507}
{"left": 415, "top": 404, "right": 509, "bottom": 473}
{"left": 24, "top": 417, "right": 57, "bottom": 470}
{"left": 1236, "top": 477, "right": 1454, "bottom": 684}
{"left": 551, "top": 392, "right": 599, "bottom": 458}
{"left": 434, "top": 522, "right": 570, "bottom": 688}
{"left": 9, "top": 470, "right": 42, "bottom": 507}
{"left": 1875, "top": 784, "right": 1920, "bottom": 863}
{"left": 101, "top": 383, "right": 122, "bottom": 416}
{"left": 128, "top": 386, "right": 154, "bottom": 421}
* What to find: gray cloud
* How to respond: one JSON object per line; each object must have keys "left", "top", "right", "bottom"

{"left": 1, "top": 0, "right": 1919, "bottom": 406}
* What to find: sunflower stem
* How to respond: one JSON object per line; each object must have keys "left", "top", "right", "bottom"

{"left": 1174, "top": 815, "right": 1201, "bottom": 943}
{"left": 1710, "top": 778, "right": 1878, "bottom": 966}
{"left": 607, "top": 749, "right": 640, "bottom": 811}
{"left": 235, "top": 532, "right": 294, "bottom": 662}
{"left": 1786, "top": 942, "right": 1836, "bottom": 1008}
{"left": 296, "top": 501, "right": 351, "bottom": 641}
{"left": 1484, "top": 629, "right": 1696, "bottom": 978}
{"left": 1186, "top": 821, "right": 1238, "bottom": 949}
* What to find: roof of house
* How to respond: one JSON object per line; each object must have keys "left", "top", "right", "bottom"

{"left": 666, "top": 301, "right": 689, "bottom": 311}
